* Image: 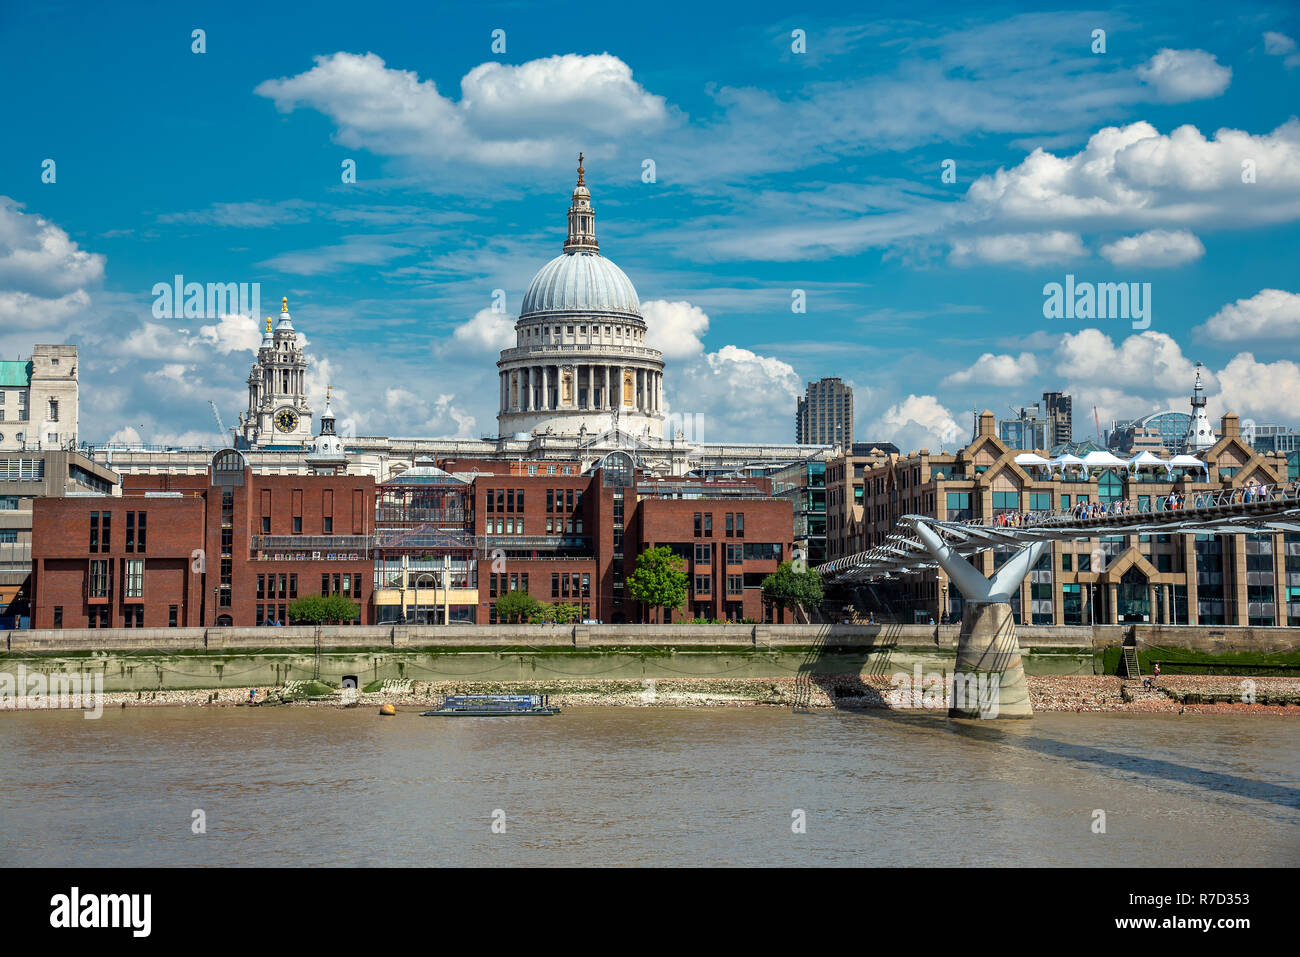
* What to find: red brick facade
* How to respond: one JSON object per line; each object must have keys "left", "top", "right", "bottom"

{"left": 461, "top": 461, "right": 792, "bottom": 624}
{"left": 31, "top": 452, "right": 374, "bottom": 629}
{"left": 30, "top": 452, "right": 792, "bottom": 627}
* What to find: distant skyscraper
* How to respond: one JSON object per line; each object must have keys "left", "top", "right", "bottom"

{"left": 796, "top": 377, "right": 853, "bottom": 447}
{"left": 1042, "top": 392, "right": 1072, "bottom": 446}
{"left": 998, "top": 391, "right": 1073, "bottom": 450}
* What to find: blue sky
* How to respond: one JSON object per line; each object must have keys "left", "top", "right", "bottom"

{"left": 2, "top": 0, "right": 1298, "bottom": 450}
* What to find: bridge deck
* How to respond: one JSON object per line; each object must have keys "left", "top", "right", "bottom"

{"left": 821, "top": 481, "right": 1300, "bottom": 584}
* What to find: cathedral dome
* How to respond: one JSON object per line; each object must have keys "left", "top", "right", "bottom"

{"left": 520, "top": 252, "right": 641, "bottom": 319}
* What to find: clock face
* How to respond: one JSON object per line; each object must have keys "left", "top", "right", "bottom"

{"left": 274, "top": 408, "right": 300, "bottom": 433}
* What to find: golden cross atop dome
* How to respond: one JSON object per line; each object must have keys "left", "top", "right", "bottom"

{"left": 326, "top": 383, "right": 332, "bottom": 403}
{"left": 281, "top": 296, "right": 289, "bottom": 313}
{"left": 577, "top": 152, "right": 585, "bottom": 186}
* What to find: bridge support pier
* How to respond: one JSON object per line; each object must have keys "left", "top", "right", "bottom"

{"left": 952, "top": 601, "right": 1032, "bottom": 719}
{"left": 914, "top": 521, "right": 1046, "bottom": 719}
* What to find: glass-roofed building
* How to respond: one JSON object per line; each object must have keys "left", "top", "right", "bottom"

{"left": 372, "top": 459, "right": 479, "bottom": 624}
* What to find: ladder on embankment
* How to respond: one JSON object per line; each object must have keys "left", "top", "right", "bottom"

{"left": 1121, "top": 645, "right": 1141, "bottom": 679}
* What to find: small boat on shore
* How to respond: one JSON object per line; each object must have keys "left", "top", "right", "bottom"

{"left": 420, "top": 694, "right": 560, "bottom": 717}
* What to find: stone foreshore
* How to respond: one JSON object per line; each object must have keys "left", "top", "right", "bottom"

{"left": 5, "top": 675, "right": 1297, "bottom": 716}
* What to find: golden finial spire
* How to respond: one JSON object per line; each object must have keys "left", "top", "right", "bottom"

{"left": 577, "top": 152, "right": 585, "bottom": 186}
{"left": 265, "top": 316, "right": 272, "bottom": 334}
{"left": 281, "top": 296, "right": 289, "bottom": 314}
{"left": 326, "top": 383, "right": 332, "bottom": 403}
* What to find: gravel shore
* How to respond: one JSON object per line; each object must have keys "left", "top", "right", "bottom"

{"left": 4, "top": 674, "right": 1298, "bottom": 716}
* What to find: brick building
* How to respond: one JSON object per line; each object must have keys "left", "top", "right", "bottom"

{"left": 446, "top": 452, "right": 793, "bottom": 624}
{"left": 31, "top": 449, "right": 374, "bottom": 628}
{"left": 826, "top": 411, "right": 1298, "bottom": 627}
{"left": 30, "top": 448, "right": 793, "bottom": 628}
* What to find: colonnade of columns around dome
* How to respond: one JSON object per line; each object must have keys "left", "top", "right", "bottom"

{"left": 499, "top": 363, "right": 663, "bottom": 416}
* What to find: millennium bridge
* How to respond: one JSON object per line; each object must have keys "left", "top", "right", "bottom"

{"left": 819, "top": 482, "right": 1300, "bottom": 719}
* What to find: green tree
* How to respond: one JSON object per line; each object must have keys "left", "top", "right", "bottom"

{"left": 288, "top": 595, "right": 328, "bottom": 625}
{"left": 323, "top": 593, "right": 360, "bottom": 624}
{"left": 760, "top": 561, "right": 824, "bottom": 623}
{"left": 289, "top": 593, "right": 359, "bottom": 625}
{"left": 552, "top": 602, "right": 581, "bottom": 624}
{"left": 626, "top": 545, "right": 688, "bottom": 623}
{"left": 495, "top": 589, "right": 541, "bottom": 623}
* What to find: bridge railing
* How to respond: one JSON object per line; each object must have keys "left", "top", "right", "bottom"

{"left": 939, "top": 480, "right": 1300, "bottom": 532}
{"left": 821, "top": 481, "right": 1300, "bottom": 578}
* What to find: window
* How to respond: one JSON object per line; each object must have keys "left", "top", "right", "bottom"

{"left": 1061, "top": 554, "right": 1072, "bottom": 571}
{"left": 137, "top": 512, "right": 146, "bottom": 552}
{"left": 292, "top": 516, "right": 302, "bottom": 534}
{"left": 727, "top": 544, "right": 742, "bottom": 565}
{"left": 124, "top": 559, "right": 144, "bottom": 599}
{"left": 53, "top": 606, "right": 63, "bottom": 628}
{"left": 725, "top": 513, "right": 734, "bottom": 537}
{"left": 703, "top": 513, "right": 713, "bottom": 538}
{"left": 1078, "top": 553, "right": 1091, "bottom": 572}
{"left": 993, "top": 491, "right": 1018, "bottom": 512}
{"left": 946, "top": 492, "right": 972, "bottom": 521}
{"left": 88, "top": 559, "right": 109, "bottom": 599}
{"left": 693, "top": 512, "right": 701, "bottom": 536}
{"left": 89, "top": 512, "right": 99, "bottom": 552}
{"left": 727, "top": 574, "right": 743, "bottom": 595}
{"left": 257, "top": 575, "right": 266, "bottom": 599}
{"left": 262, "top": 516, "right": 270, "bottom": 533}
{"left": 694, "top": 543, "right": 711, "bottom": 564}
{"left": 1029, "top": 492, "right": 1051, "bottom": 511}
{"left": 694, "top": 574, "right": 711, "bottom": 594}
{"left": 126, "top": 511, "right": 135, "bottom": 552}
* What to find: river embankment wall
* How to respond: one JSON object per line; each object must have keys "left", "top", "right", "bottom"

{"left": 2, "top": 624, "right": 1296, "bottom": 693}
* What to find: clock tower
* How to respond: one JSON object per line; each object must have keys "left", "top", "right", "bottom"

{"left": 242, "top": 296, "right": 313, "bottom": 447}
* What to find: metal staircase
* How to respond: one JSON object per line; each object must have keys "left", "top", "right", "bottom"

{"left": 1121, "top": 645, "right": 1141, "bottom": 679}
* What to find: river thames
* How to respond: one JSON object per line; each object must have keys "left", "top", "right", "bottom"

{"left": 2, "top": 707, "right": 1296, "bottom": 867}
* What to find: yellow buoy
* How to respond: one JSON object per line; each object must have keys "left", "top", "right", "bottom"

{"left": 379, "top": 703, "right": 396, "bottom": 716}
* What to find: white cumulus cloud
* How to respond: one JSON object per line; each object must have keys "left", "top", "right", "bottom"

{"left": 450, "top": 306, "right": 516, "bottom": 352}
{"left": 870, "top": 395, "right": 964, "bottom": 452}
{"left": 641, "top": 299, "right": 709, "bottom": 358}
{"left": 254, "top": 52, "right": 671, "bottom": 168}
{"left": 1198, "top": 288, "right": 1300, "bottom": 341}
{"left": 1055, "top": 329, "right": 1207, "bottom": 391}
{"left": 1099, "top": 229, "right": 1205, "bottom": 267}
{"left": 1136, "top": 49, "right": 1232, "bottom": 102}
{"left": 963, "top": 119, "right": 1300, "bottom": 230}
{"left": 949, "top": 231, "right": 1085, "bottom": 266}
{"left": 943, "top": 352, "right": 1040, "bottom": 386}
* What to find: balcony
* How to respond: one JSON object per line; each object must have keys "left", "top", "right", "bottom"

{"left": 251, "top": 535, "right": 371, "bottom": 551}
{"left": 497, "top": 343, "right": 663, "bottom": 362}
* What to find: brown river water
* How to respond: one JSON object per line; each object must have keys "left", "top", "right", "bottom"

{"left": 1, "top": 707, "right": 1297, "bottom": 867}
